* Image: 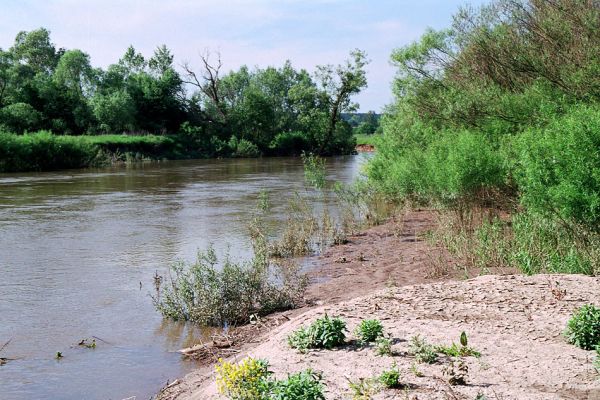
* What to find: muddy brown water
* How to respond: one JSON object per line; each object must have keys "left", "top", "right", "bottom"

{"left": 0, "top": 156, "right": 364, "bottom": 400}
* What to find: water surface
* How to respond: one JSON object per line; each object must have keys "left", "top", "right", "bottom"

{"left": 0, "top": 156, "right": 363, "bottom": 400}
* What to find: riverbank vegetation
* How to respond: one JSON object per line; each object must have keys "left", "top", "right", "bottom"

{"left": 0, "top": 28, "right": 370, "bottom": 171}
{"left": 367, "top": 0, "right": 599, "bottom": 276}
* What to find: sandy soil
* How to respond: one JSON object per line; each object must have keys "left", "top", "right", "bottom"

{"left": 156, "top": 212, "right": 600, "bottom": 400}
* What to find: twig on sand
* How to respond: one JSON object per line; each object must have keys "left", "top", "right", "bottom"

{"left": 0, "top": 338, "right": 12, "bottom": 354}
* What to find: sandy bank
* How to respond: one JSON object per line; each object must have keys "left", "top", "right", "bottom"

{"left": 157, "top": 212, "right": 600, "bottom": 399}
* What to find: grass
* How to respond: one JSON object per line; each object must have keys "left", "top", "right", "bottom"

{"left": 0, "top": 131, "right": 185, "bottom": 172}
{"left": 354, "top": 133, "right": 379, "bottom": 147}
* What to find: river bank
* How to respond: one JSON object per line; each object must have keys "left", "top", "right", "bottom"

{"left": 156, "top": 210, "right": 600, "bottom": 400}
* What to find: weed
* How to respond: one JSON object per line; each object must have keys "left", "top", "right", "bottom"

{"left": 409, "top": 363, "right": 423, "bottom": 377}
{"left": 443, "top": 358, "right": 469, "bottom": 386}
{"left": 408, "top": 335, "right": 438, "bottom": 364}
{"left": 271, "top": 369, "right": 326, "bottom": 400}
{"left": 375, "top": 336, "right": 392, "bottom": 356}
{"left": 355, "top": 319, "right": 384, "bottom": 344}
{"left": 436, "top": 332, "right": 481, "bottom": 358}
{"left": 287, "top": 315, "right": 347, "bottom": 352}
{"left": 216, "top": 357, "right": 271, "bottom": 400}
{"left": 378, "top": 363, "right": 404, "bottom": 389}
{"left": 153, "top": 244, "right": 307, "bottom": 326}
{"left": 565, "top": 304, "right": 600, "bottom": 350}
{"left": 302, "top": 152, "right": 327, "bottom": 190}
{"left": 347, "top": 377, "right": 378, "bottom": 400}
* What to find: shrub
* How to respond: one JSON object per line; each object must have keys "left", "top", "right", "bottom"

{"left": 565, "top": 304, "right": 600, "bottom": 350}
{"left": 271, "top": 369, "right": 326, "bottom": 400}
{"left": 153, "top": 245, "right": 307, "bottom": 326}
{"left": 287, "top": 315, "right": 347, "bottom": 352}
{"left": 216, "top": 357, "right": 272, "bottom": 400}
{"left": 302, "top": 152, "right": 327, "bottom": 190}
{"left": 515, "top": 106, "right": 600, "bottom": 231}
{"left": 408, "top": 335, "right": 437, "bottom": 364}
{"left": 269, "top": 131, "right": 310, "bottom": 156}
{"left": 229, "top": 136, "right": 261, "bottom": 158}
{"left": 378, "top": 364, "right": 403, "bottom": 389}
{"left": 354, "top": 319, "right": 384, "bottom": 344}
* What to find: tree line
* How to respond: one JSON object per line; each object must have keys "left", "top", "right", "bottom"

{"left": 0, "top": 28, "right": 369, "bottom": 157}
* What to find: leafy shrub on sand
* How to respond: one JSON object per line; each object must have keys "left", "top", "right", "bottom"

{"left": 354, "top": 319, "right": 384, "bottom": 344}
{"left": 408, "top": 335, "right": 438, "bottom": 364}
{"left": 565, "top": 304, "right": 600, "bottom": 350}
{"left": 435, "top": 332, "right": 481, "bottom": 358}
{"left": 271, "top": 370, "right": 326, "bottom": 400}
{"left": 378, "top": 363, "right": 403, "bottom": 389}
{"left": 216, "top": 358, "right": 272, "bottom": 400}
{"left": 288, "top": 315, "right": 347, "bottom": 352}
{"left": 375, "top": 336, "right": 392, "bottom": 356}
{"left": 216, "top": 358, "right": 326, "bottom": 400}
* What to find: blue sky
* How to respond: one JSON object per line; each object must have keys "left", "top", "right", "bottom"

{"left": 0, "top": 0, "right": 488, "bottom": 111}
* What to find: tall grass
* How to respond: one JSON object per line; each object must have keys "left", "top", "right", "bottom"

{"left": 0, "top": 131, "right": 183, "bottom": 172}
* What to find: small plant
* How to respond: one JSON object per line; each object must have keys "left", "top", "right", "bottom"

{"left": 347, "top": 377, "right": 378, "bottom": 400}
{"left": 408, "top": 335, "right": 438, "bottom": 364}
{"left": 215, "top": 357, "right": 271, "bottom": 400}
{"left": 302, "top": 152, "right": 327, "bottom": 190}
{"left": 355, "top": 319, "right": 384, "bottom": 344}
{"left": 436, "top": 332, "right": 481, "bottom": 358}
{"left": 288, "top": 315, "right": 347, "bottom": 352}
{"left": 443, "top": 358, "right": 468, "bottom": 386}
{"left": 565, "top": 304, "right": 600, "bottom": 350}
{"left": 409, "top": 362, "right": 423, "bottom": 377}
{"left": 271, "top": 369, "right": 326, "bottom": 400}
{"left": 378, "top": 363, "right": 404, "bottom": 389}
{"left": 375, "top": 336, "right": 392, "bottom": 356}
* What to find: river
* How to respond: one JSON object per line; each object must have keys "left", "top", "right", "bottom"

{"left": 0, "top": 155, "right": 364, "bottom": 400}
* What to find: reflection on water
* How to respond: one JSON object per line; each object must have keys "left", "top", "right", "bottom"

{"left": 0, "top": 156, "right": 364, "bottom": 400}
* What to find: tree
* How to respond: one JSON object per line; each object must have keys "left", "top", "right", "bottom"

{"left": 10, "top": 28, "right": 59, "bottom": 74}
{"left": 315, "top": 49, "right": 369, "bottom": 153}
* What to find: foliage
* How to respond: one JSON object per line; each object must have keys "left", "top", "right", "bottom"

{"left": 565, "top": 304, "right": 600, "bottom": 350}
{"left": 216, "top": 357, "right": 326, "bottom": 400}
{"left": 216, "top": 357, "right": 272, "bottom": 400}
{"left": 287, "top": 315, "right": 347, "bottom": 352}
{"left": 377, "top": 363, "right": 403, "bottom": 389}
{"left": 347, "top": 377, "right": 378, "bottom": 400}
{"left": 1, "top": 27, "right": 367, "bottom": 172}
{"left": 435, "top": 331, "right": 481, "bottom": 358}
{"left": 408, "top": 335, "right": 438, "bottom": 364}
{"left": 354, "top": 319, "right": 384, "bottom": 344}
{"left": 368, "top": 0, "right": 600, "bottom": 277}
{"left": 374, "top": 336, "right": 392, "bottom": 356}
{"left": 153, "top": 244, "right": 307, "bottom": 326}
{"left": 302, "top": 153, "right": 327, "bottom": 190}
{"left": 271, "top": 370, "right": 326, "bottom": 400}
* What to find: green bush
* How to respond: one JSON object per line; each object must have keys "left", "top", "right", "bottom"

{"left": 515, "top": 106, "right": 600, "bottom": 231}
{"left": 287, "top": 315, "right": 347, "bottom": 352}
{"left": 354, "top": 319, "right": 384, "bottom": 344}
{"left": 269, "top": 131, "right": 310, "bottom": 156}
{"left": 229, "top": 136, "right": 261, "bottom": 158}
{"left": 153, "top": 245, "right": 307, "bottom": 326}
{"left": 0, "top": 102, "right": 42, "bottom": 134}
{"left": 271, "top": 370, "right": 326, "bottom": 400}
{"left": 565, "top": 304, "right": 600, "bottom": 350}
{"left": 378, "top": 364, "right": 403, "bottom": 389}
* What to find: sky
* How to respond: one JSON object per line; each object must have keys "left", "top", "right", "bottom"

{"left": 0, "top": 0, "right": 488, "bottom": 112}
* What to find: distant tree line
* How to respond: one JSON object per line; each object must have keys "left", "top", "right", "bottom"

{"left": 0, "top": 28, "right": 369, "bottom": 157}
